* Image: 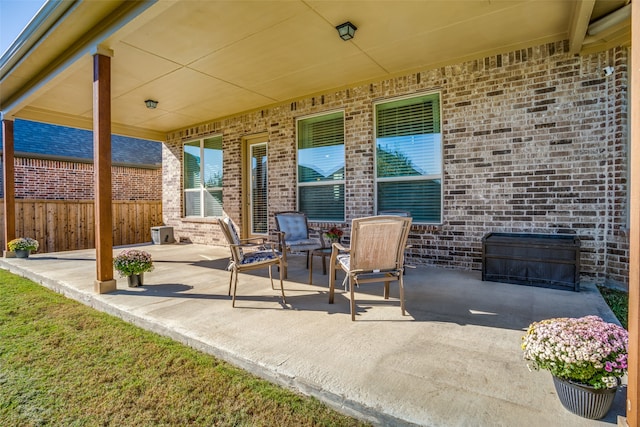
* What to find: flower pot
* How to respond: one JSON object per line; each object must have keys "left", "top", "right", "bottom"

{"left": 15, "top": 250, "right": 30, "bottom": 258}
{"left": 552, "top": 376, "right": 618, "bottom": 419}
{"left": 127, "top": 273, "right": 144, "bottom": 287}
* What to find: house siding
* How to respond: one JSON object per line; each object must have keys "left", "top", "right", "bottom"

{"left": 163, "top": 41, "right": 629, "bottom": 287}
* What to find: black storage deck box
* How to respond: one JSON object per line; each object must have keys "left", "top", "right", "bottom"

{"left": 482, "top": 232, "right": 580, "bottom": 291}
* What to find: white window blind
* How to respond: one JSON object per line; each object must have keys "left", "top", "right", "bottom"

{"left": 375, "top": 93, "right": 442, "bottom": 223}
{"left": 251, "top": 143, "right": 268, "bottom": 234}
{"left": 297, "top": 111, "right": 345, "bottom": 221}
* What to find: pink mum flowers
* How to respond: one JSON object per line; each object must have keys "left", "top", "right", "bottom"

{"left": 113, "top": 249, "right": 154, "bottom": 277}
{"left": 521, "top": 315, "right": 628, "bottom": 389}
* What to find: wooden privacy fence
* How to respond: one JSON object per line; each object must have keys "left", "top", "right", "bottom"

{"left": 0, "top": 199, "right": 163, "bottom": 253}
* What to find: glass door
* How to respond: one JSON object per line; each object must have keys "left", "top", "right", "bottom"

{"left": 247, "top": 140, "right": 268, "bottom": 236}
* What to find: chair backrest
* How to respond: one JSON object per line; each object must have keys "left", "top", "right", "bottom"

{"left": 274, "top": 211, "right": 310, "bottom": 242}
{"left": 218, "top": 217, "right": 243, "bottom": 262}
{"left": 349, "top": 216, "right": 412, "bottom": 272}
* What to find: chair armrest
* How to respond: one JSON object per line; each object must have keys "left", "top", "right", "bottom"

{"left": 329, "top": 242, "right": 349, "bottom": 265}
{"left": 273, "top": 231, "right": 286, "bottom": 247}
{"left": 330, "top": 242, "right": 349, "bottom": 256}
{"left": 233, "top": 243, "right": 261, "bottom": 249}
{"left": 332, "top": 242, "right": 349, "bottom": 252}
{"left": 240, "top": 236, "right": 268, "bottom": 244}
{"left": 308, "top": 227, "right": 321, "bottom": 235}
{"left": 234, "top": 242, "right": 272, "bottom": 250}
{"left": 239, "top": 235, "right": 281, "bottom": 250}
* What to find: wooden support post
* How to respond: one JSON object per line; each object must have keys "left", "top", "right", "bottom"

{"left": 92, "top": 50, "right": 116, "bottom": 294}
{"left": 626, "top": 3, "right": 640, "bottom": 426}
{"left": 1, "top": 119, "right": 15, "bottom": 258}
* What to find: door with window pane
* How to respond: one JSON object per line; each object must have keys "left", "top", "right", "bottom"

{"left": 247, "top": 141, "right": 268, "bottom": 236}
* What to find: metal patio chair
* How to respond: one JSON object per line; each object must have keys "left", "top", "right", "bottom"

{"left": 328, "top": 215, "right": 412, "bottom": 321}
{"left": 274, "top": 211, "right": 322, "bottom": 279}
{"left": 218, "top": 217, "right": 286, "bottom": 307}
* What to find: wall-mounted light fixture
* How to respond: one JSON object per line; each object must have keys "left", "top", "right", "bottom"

{"left": 602, "top": 66, "right": 615, "bottom": 77}
{"left": 144, "top": 99, "right": 159, "bottom": 109}
{"left": 336, "top": 21, "right": 357, "bottom": 41}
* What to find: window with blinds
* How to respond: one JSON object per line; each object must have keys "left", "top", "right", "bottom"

{"left": 375, "top": 93, "right": 442, "bottom": 223}
{"left": 183, "top": 135, "right": 223, "bottom": 217}
{"left": 297, "top": 111, "right": 345, "bottom": 221}
{"left": 250, "top": 143, "right": 268, "bottom": 234}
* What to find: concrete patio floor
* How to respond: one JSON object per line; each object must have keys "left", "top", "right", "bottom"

{"left": 0, "top": 242, "right": 627, "bottom": 426}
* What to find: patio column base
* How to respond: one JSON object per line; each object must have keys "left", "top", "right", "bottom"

{"left": 4, "top": 250, "right": 15, "bottom": 258}
{"left": 94, "top": 279, "right": 117, "bottom": 294}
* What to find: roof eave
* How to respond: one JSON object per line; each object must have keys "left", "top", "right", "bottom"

{"left": 0, "top": 1, "right": 159, "bottom": 122}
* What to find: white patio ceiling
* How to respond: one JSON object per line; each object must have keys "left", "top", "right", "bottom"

{"left": 0, "top": 0, "right": 631, "bottom": 141}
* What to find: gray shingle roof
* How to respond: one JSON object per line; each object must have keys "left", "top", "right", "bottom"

{"left": 13, "top": 119, "right": 161, "bottom": 167}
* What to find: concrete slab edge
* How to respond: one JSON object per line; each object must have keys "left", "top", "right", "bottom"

{"left": 0, "top": 261, "right": 422, "bottom": 427}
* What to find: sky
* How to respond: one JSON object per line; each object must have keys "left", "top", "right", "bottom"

{"left": 0, "top": 0, "right": 47, "bottom": 56}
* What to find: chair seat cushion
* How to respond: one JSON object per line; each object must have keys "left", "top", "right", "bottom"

{"left": 286, "top": 238, "right": 322, "bottom": 252}
{"left": 240, "top": 250, "right": 280, "bottom": 265}
{"left": 337, "top": 254, "right": 350, "bottom": 270}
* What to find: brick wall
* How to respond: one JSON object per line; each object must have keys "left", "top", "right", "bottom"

{"left": 164, "top": 41, "right": 629, "bottom": 287}
{"left": 1, "top": 157, "right": 161, "bottom": 201}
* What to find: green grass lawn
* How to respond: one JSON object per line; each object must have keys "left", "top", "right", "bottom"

{"left": 598, "top": 285, "right": 629, "bottom": 329}
{"left": 0, "top": 269, "right": 369, "bottom": 426}
{"left": 0, "top": 267, "right": 630, "bottom": 426}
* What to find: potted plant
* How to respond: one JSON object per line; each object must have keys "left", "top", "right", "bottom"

{"left": 113, "top": 249, "right": 154, "bottom": 287}
{"left": 8, "top": 237, "right": 39, "bottom": 258}
{"left": 324, "top": 226, "right": 344, "bottom": 244}
{"left": 521, "top": 315, "right": 628, "bottom": 419}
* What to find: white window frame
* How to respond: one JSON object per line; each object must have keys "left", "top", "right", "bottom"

{"left": 183, "top": 135, "right": 223, "bottom": 218}
{"left": 373, "top": 91, "right": 444, "bottom": 224}
{"left": 296, "top": 110, "right": 346, "bottom": 222}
